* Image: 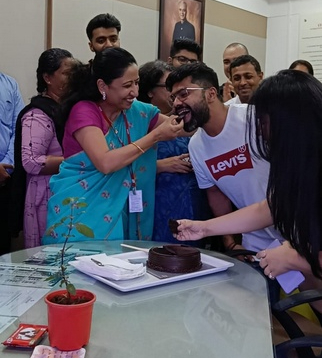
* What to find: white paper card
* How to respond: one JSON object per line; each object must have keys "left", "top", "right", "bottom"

{"left": 129, "top": 190, "right": 143, "bottom": 212}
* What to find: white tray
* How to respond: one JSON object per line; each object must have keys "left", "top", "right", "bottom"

{"left": 70, "top": 251, "right": 234, "bottom": 292}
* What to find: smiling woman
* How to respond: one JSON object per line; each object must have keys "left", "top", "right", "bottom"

{"left": 42, "top": 48, "right": 184, "bottom": 244}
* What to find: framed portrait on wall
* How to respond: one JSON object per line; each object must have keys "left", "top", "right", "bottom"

{"left": 158, "top": 0, "right": 205, "bottom": 61}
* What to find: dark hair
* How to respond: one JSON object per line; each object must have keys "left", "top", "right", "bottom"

{"left": 229, "top": 55, "right": 262, "bottom": 76}
{"left": 138, "top": 60, "right": 173, "bottom": 103}
{"left": 170, "top": 39, "right": 202, "bottom": 59}
{"left": 36, "top": 48, "right": 73, "bottom": 93}
{"left": 59, "top": 47, "right": 136, "bottom": 123}
{"left": 166, "top": 62, "right": 219, "bottom": 95}
{"left": 224, "top": 42, "right": 249, "bottom": 54}
{"left": 86, "top": 13, "right": 121, "bottom": 40}
{"left": 247, "top": 69, "right": 322, "bottom": 278}
{"left": 289, "top": 59, "right": 314, "bottom": 76}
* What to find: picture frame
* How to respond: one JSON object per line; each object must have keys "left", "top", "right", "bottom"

{"left": 158, "top": 0, "right": 205, "bottom": 61}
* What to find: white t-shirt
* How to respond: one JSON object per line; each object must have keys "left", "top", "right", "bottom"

{"left": 225, "top": 95, "right": 241, "bottom": 106}
{"left": 189, "top": 104, "right": 283, "bottom": 251}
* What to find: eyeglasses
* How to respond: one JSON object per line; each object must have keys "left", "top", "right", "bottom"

{"left": 154, "top": 83, "right": 166, "bottom": 88}
{"left": 170, "top": 87, "right": 208, "bottom": 102}
{"left": 172, "top": 56, "right": 198, "bottom": 65}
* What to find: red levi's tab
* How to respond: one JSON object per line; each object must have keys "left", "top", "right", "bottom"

{"left": 205, "top": 144, "right": 253, "bottom": 181}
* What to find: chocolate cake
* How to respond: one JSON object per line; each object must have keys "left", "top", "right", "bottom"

{"left": 168, "top": 219, "right": 179, "bottom": 234}
{"left": 147, "top": 244, "right": 202, "bottom": 273}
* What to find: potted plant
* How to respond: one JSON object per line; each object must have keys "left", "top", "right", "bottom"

{"left": 44, "top": 197, "right": 96, "bottom": 351}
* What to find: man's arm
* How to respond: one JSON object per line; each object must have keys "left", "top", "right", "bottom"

{"left": 4, "top": 78, "right": 24, "bottom": 165}
{"left": 206, "top": 185, "right": 237, "bottom": 250}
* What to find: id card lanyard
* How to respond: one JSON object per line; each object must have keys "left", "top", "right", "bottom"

{"left": 98, "top": 106, "right": 143, "bottom": 214}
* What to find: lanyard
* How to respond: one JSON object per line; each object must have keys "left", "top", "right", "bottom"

{"left": 98, "top": 106, "right": 137, "bottom": 193}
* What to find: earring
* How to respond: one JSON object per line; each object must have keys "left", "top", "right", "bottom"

{"left": 102, "top": 91, "right": 106, "bottom": 101}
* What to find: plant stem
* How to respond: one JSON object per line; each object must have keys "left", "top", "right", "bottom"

{"left": 61, "top": 200, "right": 75, "bottom": 302}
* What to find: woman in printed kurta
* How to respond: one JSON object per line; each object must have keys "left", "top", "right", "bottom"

{"left": 43, "top": 48, "right": 183, "bottom": 244}
{"left": 13, "top": 48, "right": 73, "bottom": 248}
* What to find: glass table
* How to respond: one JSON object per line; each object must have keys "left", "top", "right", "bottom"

{"left": 0, "top": 240, "right": 274, "bottom": 357}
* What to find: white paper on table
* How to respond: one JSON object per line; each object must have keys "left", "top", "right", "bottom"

{"left": 70, "top": 253, "right": 146, "bottom": 281}
{"left": 0, "top": 285, "right": 49, "bottom": 317}
{"left": 0, "top": 316, "right": 18, "bottom": 335}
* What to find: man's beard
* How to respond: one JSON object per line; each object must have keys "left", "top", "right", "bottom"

{"left": 175, "top": 100, "right": 210, "bottom": 132}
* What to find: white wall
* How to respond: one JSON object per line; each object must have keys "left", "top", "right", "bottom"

{"left": 215, "top": 0, "right": 271, "bottom": 17}
{"left": 265, "top": 0, "right": 322, "bottom": 77}
{"left": 218, "top": 0, "right": 322, "bottom": 77}
{"left": 0, "top": 0, "right": 46, "bottom": 103}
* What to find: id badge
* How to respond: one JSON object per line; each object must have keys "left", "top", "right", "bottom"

{"left": 129, "top": 190, "right": 143, "bottom": 213}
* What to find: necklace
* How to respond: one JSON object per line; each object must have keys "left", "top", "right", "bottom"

{"left": 98, "top": 106, "right": 119, "bottom": 135}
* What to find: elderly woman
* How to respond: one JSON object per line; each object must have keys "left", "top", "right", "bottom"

{"left": 12, "top": 48, "right": 74, "bottom": 248}
{"left": 42, "top": 48, "right": 183, "bottom": 244}
{"left": 138, "top": 60, "right": 212, "bottom": 245}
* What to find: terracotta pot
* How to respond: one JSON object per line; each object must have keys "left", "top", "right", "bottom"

{"left": 45, "top": 289, "right": 96, "bottom": 351}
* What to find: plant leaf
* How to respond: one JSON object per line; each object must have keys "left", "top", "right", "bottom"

{"left": 45, "top": 272, "right": 62, "bottom": 281}
{"left": 76, "top": 202, "right": 88, "bottom": 208}
{"left": 75, "top": 223, "right": 94, "bottom": 238}
{"left": 67, "top": 283, "right": 76, "bottom": 296}
{"left": 62, "top": 197, "right": 79, "bottom": 206}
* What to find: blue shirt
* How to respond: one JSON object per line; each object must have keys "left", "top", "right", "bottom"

{"left": 0, "top": 73, "right": 24, "bottom": 164}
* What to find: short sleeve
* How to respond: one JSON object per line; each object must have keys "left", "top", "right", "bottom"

{"left": 63, "top": 101, "right": 106, "bottom": 158}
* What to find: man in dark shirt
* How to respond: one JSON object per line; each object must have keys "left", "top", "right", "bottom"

{"left": 172, "top": 1, "right": 195, "bottom": 42}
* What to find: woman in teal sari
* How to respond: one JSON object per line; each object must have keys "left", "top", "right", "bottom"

{"left": 42, "top": 48, "right": 183, "bottom": 244}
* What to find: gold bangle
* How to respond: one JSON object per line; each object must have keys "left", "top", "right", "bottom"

{"left": 131, "top": 142, "right": 145, "bottom": 154}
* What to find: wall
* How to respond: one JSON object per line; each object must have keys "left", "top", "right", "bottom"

{"left": 217, "top": 0, "right": 322, "bottom": 77}
{"left": 0, "top": 0, "right": 267, "bottom": 102}
{"left": 53, "top": 0, "right": 266, "bottom": 85}
{"left": 265, "top": 0, "right": 322, "bottom": 77}
{"left": 0, "top": 0, "right": 46, "bottom": 102}
{"left": 214, "top": 0, "right": 270, "bottom": 17}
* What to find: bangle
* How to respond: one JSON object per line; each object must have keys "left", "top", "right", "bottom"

{"left": 226, "top": 242, "right": 237, "bottom": 251}
{"left": 131, "top": 142, "right": 145, "bottom": 154}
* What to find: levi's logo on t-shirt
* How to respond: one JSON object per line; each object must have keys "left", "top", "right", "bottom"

{"left": 205, "top": 144, "right": 253, "bottom": 180}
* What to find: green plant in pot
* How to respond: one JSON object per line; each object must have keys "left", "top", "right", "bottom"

{"left": 44, "top": 197, "right": 96, "bottom": 351}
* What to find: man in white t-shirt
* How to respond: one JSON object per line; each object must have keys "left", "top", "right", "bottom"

{"left": 225, "top": 55, "right": 263, "bottom": 106}
{"left": 166, "top": 62, "right": 283, "bottom": 254}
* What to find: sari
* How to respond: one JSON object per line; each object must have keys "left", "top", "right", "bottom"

{"left": 42, "top": 100, "right": 158, "bottom": 244}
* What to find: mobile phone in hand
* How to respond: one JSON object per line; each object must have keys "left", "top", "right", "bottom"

{"left": 266, "top": 239, "right": 305, "bottom": 294}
